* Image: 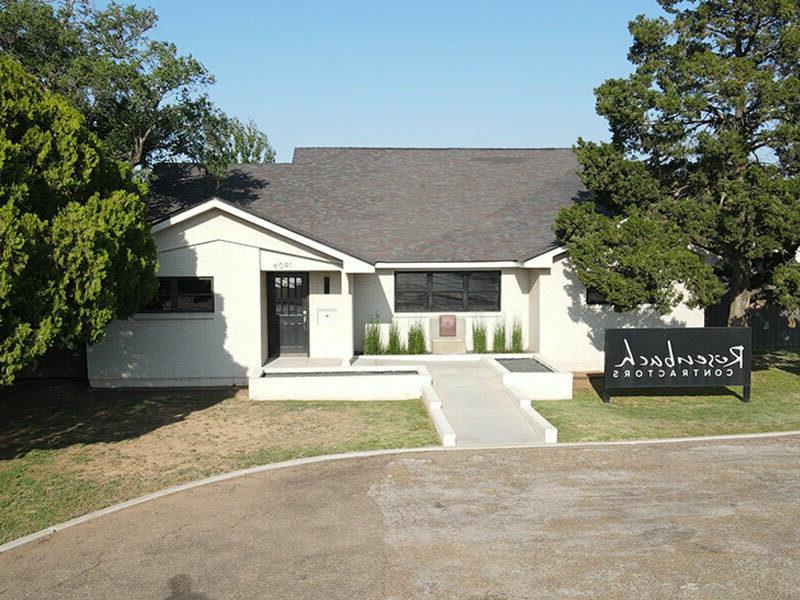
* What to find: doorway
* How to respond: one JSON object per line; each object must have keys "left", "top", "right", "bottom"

{"left": 267, "top": 272, "right": 309, "bottom": 356}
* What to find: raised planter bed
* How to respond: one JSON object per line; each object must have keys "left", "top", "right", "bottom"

{"left": 496, "top": 358, "right": 552, "bottom": 373}
{"left": 487, "top": 356, "right": 573, "bottom": 400}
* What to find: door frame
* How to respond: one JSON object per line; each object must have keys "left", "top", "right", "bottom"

{"left": 266, "top": 272, "right": 310, "bottom": 357}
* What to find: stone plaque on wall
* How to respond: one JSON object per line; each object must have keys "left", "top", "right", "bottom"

{"left": 439, "top": 315, "right": 456, "bottom": 337}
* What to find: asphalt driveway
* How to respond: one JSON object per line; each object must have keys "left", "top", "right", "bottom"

{"left": 1, "top": 435, "right": 799, "bottom": 599}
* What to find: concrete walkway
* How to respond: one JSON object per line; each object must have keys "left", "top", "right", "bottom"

{"left": 3, "top": 436, "right": 799, "bottom": 599}
{"left": 355, "top": 358, "right": 544, "bottom": 446}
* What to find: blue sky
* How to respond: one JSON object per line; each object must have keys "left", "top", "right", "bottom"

{"left": 148, "top": 1, "right": 662, "bottom": 162}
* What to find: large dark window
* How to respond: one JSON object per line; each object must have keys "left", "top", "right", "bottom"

{"left": 142, "top": 277, "right": 214, "bottom": 313}
{"left": 394, "top": 271, "right": 500, "bottom": 312}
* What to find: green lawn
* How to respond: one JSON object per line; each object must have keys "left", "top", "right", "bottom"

{"left": 534, "top": 349, "right": 800, "bottom": 442}
{"left": 0, "top": 383, "right": 438, "bottom": 545}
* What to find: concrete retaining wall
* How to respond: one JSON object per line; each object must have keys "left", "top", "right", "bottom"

{"left": 248, "top": 366, "right": 431, "bottom": 401}
{"left": 503, "top": 383, "right": 559, "bottom": 444}
{"left": 421, "top": 384, "right": 458, "bottom": 447}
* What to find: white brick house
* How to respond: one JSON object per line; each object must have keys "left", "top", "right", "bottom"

{"left": 87, "top": 148, "right": 703, "bottom": 387}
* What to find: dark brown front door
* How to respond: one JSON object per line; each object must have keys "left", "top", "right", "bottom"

{"left": 267, "top": 272, "right": 309, "bottom": 356}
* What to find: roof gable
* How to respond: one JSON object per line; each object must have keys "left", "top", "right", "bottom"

{"left": 152, "top": 199, "right": 374, "bottom": 272}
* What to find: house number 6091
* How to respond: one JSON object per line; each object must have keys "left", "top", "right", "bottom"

{"left": 273, "top": 261, "right": 293, "bottom": 270}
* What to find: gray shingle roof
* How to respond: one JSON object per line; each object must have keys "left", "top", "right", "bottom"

{"left": 149, "top": 147, "right": 586, "bottom": 263}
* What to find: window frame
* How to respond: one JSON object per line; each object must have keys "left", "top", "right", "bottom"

{"left": 141, "top": 276, "right": 215, "bottom": 314}
{"left": 394, "top": 271, "right": 501, "bottom": 313}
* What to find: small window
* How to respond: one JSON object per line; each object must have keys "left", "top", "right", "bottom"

{"left": 395, "top": 271, "right": 501, "bottom": 312}
{"left": 586, "top": 287, "right": 609, "bottom": 305}
{"left": 142, "top": 277, "right": 214, "bottom": 313}
{"left": 323, "top": 276, "right": 331, "bottom": 294}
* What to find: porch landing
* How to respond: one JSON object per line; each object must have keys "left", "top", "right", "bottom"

{"left": 263, "top": 357, "right": 345, "bottom": 369}
{"left": 353, "top": 357, "right": 546, "bottom": 447}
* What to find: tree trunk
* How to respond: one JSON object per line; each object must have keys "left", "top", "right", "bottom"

{"left": 131, "top": 127, "right": 153, "bottom": 167}
{"left": 728, "top": 287, "right": 752, "bottom": 326}
{"left": 131, "top": 138, "right": 144, "bottom": 166}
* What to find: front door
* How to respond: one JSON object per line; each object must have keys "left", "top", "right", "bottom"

{"left": 267, "top": 272, "right": 309, "bottom": 356}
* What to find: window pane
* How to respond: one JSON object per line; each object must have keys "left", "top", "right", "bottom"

{"left": 177, "top": 278, "right": 212, "bottom": 295}
{"left": 142, "top": 278, "right": 172, "bottom": 312}
{"left": 467, "top": 272, "right": 500, "bottom": 311}
{"left": 177, "top": 293, "right": 214, "bottom": 312}
{"left": 141, "top": 277, "right": 214, "bottom": 313}
{"left": 395, "top": 272, "right": 428, "bottom": 311}
{"left": 432, "top": 272, "right": 464, "bottom": 311}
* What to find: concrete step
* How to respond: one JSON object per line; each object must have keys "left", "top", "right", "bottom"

{"left": 431, "top": 338, "right": 467, "bottom": 354}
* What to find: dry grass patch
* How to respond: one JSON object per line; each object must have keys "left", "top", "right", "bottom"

{"left": 0, "top": 382, "right": 438, "bottom": 544}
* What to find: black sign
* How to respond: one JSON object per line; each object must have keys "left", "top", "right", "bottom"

{"left": 604, "top": 327, "right": 752, "bottom": 402}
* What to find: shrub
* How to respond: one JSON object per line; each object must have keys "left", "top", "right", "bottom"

{"left": 364, "top": 318, "right": 383, "bottom": 354}
{"left": 511, "top": 319, "right": 523, "bottom": 353}
{"left": 386, "top": 321, "right": 404, "bottom": 355}
{"left": 472, "top": 321, "right": 487, "bottom": 354}
{"left": 407, "top": 321, "right": 426, "bottom": 354}
{"left": 492, "top": 322, "right": 507, "bottom": 353}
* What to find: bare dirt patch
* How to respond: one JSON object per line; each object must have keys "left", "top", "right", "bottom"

{"left": 0, "top": 381, "right": 438, "bottom": 543}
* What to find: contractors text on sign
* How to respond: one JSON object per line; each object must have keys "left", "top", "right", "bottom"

{"left": 610, "top": 338, "right": 745, "bottom": 382}
{"left": 603, "top": 327, "right": 752, "bottom": 403}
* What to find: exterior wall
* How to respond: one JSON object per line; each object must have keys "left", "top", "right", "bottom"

{"left": 88, "top": 237, "right": 262, "bottom": 386}
{"left": 155, "top": 207, "right": 338, "bottom": 267}
{"left": 87, "top": 209, "right": 348, "bottom": 386}
{"left": 307, "top": 271, "right": 353, "bottom": 359}
{"left": 535, "top": 253, "right": 705, "bottom": 372}
{"left": 528, "top": 273, "right": 541, "bottom": 353}
{"left": 260, "top": 271, "right": 269, "bottom": 366}
{"left": 353, "top": 268, "right": 531, "bottom": 352}
{"left": 87, "top": 204, "right": 707, "bottom": 384}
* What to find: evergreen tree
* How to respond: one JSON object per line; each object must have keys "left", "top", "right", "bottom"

{"left": 555, "top": 0, "right": 800, "bottom": 323}
{"left": 0, "top": 56, "right": 157, "bottom": 383}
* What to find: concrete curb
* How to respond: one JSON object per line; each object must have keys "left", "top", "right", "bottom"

{"left": 421, "top": 384, "right": 458, "bottom": 447}
{"left": 3, "top": 429, "right": 800, "bottom": 555}
{"left": 504, "top": 383, "right": 558, "bottom": 443}
{"left": 552, "top": 428, "right": 800, "bottom": 448}
{"left": 0, "top": 446, "right": 444, "bottom": 555}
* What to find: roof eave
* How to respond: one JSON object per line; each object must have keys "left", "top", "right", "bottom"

{"left": 522, "top": 246, "right": 568, "bottom": 268}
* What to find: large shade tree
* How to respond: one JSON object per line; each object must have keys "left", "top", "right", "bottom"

{"left": 555, "top": 0, "right": 800, "bottom": 324}
{"left": 0, "top": 56, "right": 157, "bottom": 383}
{"left": 0, "top": 0, "right": 274, "bottom": 172}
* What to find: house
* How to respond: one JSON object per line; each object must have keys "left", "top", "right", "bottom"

{"left": 86, "top": 148, "right": 703, "bottom": 387}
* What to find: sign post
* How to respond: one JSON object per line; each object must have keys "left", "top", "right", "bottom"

{"left": 603, "top": 327, "right": 752, "bottom": 403}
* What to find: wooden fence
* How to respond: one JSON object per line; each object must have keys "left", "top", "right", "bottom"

{"left": 705, "top": 293, "right": 800, "bottom": 349}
